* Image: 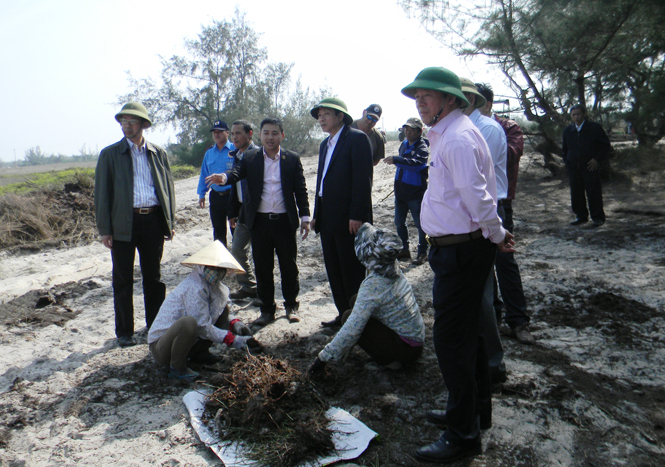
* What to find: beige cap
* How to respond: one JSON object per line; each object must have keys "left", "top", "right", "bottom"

{"left": 181, "top": 240, "right": 245, "bottom": 274}
{"left": 402, "top": 117, "right": 424, "bottom": 130}
{"left": 459, "top": 77, "right": 487, "bottom": 108}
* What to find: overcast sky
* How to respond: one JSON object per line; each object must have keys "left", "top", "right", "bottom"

{"left": 0, "top": 0, "right": 506, "bottom": 162}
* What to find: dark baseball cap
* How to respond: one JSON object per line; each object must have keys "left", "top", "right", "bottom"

{"left": 210, "top": 120, "right": 229, "bottom": 131}
{"left": 365, "top": 104, "right": 382, "bottom": 119}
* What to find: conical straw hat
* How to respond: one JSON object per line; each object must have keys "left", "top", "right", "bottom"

{"left": 181, "top": 240, "right": 245, "bottom": 274}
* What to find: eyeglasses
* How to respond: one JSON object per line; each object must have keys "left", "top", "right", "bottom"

{"left": 366, "top": 115, "right": 379, "bottom": 123}
{"left": 119, "top": 117, "right": 142, "bottom": 126}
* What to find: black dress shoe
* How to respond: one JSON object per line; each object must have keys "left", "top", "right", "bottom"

{"left": 117, "top": 336, "right": 136, "bottom": 347}
{"left": 415, "top": 436, "right": 481, "bottom": 464}
{"left": 253, "top": 312, "right": 275, "bottom": 327}
{"left": 570, "top": 218, "right": 588, "bottom": 225}
{"left": 321, "top": 316, "right": 342, "bottom": 328}
{"left": 427, "top": 409, "right": 492, "bottom": 430}
{"left": 592, "top": 219, "right": 605, "bottom": 227}
{"left": 412, "top": 253, "right": 428, "bottom": 266}
{"left": 229, "top": 289, "right": 258, "bottom": 300}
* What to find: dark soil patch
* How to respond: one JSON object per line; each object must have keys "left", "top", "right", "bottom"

{"left": 538, "top": 291, "right": 664, "bottom": 348}
{"left": 0, "top": 280, "right": 100, "bottom": 328}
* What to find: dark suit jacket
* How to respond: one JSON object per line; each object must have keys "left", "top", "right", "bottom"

{"left": 224, "top": 147, "right": 310, "bottom": 231}
{"left": 313, "top": 126, "right": 373, "bottom": 236}
{"left": 228, "top": 141, "right": 258, "bottom": 223}
{"left": 562, "top": 120, "right": 611, "bottom": 169}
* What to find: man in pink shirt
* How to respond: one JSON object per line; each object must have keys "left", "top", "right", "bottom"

{"left": 401, "top": 67, "right": 515, "bottom": 464}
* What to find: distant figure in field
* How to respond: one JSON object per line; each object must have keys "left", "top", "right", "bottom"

{"left": 562, "top": 104, "right": 611, "bottom": 227}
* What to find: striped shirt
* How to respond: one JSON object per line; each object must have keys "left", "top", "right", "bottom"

{"left": 128, "top": 138, "right": 160, "bottom": 208}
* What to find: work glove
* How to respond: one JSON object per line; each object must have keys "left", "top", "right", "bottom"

{"left": 308, "top": 357, "right": 326, "bottom": 375}
{"left": 232, "top": 320, "right": 252, "bottom": 336}
{"left": 231, "top": 335, "right": 262, "bottom": 351}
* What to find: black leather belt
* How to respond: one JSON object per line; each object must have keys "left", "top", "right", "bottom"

{"left": 426, "top": 229, "right": 483, "bottom": 247}
{"left": 498, "top": 199, "right": 511, "bottom": 206}
{"left": 133, "top": 206, "right": 159, "bottom": 214}
{"left": 256, "top": 212, "right": 284, "bottom": 220}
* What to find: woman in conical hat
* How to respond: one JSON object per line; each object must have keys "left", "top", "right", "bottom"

{"left": 148, "top": 241, "right": 261, "bottom": 382}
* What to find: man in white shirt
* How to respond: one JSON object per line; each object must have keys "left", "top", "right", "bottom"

{"left": 460, "top": 77, "right": 509, "bottom": 385}
{"left": 210, "top": 118, "right": 310, "bottom": 326}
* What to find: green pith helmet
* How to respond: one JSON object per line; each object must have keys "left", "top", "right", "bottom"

{"left": 401, "top": 67, "right": 470, "bottom": 108}
{"left": 115, "top": 102, "right": 152, "bottom": 128}
{"left": 310, "top": 97, "right": 354, "bottom": 126}
{"left": 459, "top": 77, "right": 487, "bottom": 108}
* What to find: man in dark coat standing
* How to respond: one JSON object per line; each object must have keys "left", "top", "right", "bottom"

{"left": 94, "top": 102, "right": 176, "bottom": 348}
{"left": 562, "top": 104, "right": 611, "bottom": 227}
{"left": 210, "top": 117, "right": 310, "bottom": 325}
{"left": 310, "top": 97, "right": 374, "bottom": 327}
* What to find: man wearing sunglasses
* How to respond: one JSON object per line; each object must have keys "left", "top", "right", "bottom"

{"left": 95, "top": 102, "right": 176, "bottom": 348}
{"left": 351, "top": 104, "right": 386, "bottom": 166}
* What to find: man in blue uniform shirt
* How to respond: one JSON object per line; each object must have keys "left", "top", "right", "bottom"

{"left": 197, "top": 120, "right": 235, "bottom": 246}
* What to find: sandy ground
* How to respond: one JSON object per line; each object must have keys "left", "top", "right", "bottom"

{"left": 1, "top": 142, "right": 664, "bottom": 466}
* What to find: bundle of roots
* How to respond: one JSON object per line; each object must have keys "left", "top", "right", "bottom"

{"left": 205, "top": 353, "right": 335, "bottom": 467}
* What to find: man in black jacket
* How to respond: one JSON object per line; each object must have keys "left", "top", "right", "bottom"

{"left": 310, "top": 97, "right": 374, "bottom": 327}
{"left": 562, "top": 104, "right": 611, "bottom": 227}
{"left": 210, "top": 117, "right": 310, "bottom": 325}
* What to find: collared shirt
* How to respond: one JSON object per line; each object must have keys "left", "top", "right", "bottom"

{"left": 127, "top": 138, "right": 160, "bottom": 208}
{"left": 469, "top": 109, "right": 508, "bottom": 200}
{"left": 318, "top": 125, "right": 344, "bottom": 197}
{"left": 257, "top": 149, "right": 287, "bottom": 214}
{"left": 257, "top": 148, "right": 311, "bottom": 222}
{"left": 576, "top": 121, "right": 585, "bottom": 132}
{"left": 197, "top": 141, "right": 235, "bottom": 197}
{"left": 420, "top": 109, "right": 506, "bottom": 244}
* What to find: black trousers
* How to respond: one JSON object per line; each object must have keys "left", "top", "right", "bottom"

{"left": 320, "top": 231, "right": 367, "bottom": 316}
{"left": 494, "top": 203, "right": 530, "bottom": 328}
{"left": 568, "top": 166, "right": 605, "bottom": 222}
{"left": 111, "top": 211, "right": 166, "bottom": 338}
{"left": 209, "top": 190, "right": 231, "bottom": 247}
{"left": 250, "top": 214, "right": 299, "bottom": 314}
{"left": 430, "top": 236, "right": 496, "bottom": 442}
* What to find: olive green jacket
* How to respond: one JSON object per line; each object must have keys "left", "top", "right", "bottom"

{"left": 94, "top": 138, "right": 176, "bottom": 242}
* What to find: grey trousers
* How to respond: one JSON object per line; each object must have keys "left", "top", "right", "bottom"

{"left": 231, "top": 222, "right": 257, "bottom": 292}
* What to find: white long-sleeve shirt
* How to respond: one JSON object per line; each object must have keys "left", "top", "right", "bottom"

{"left": 148, "top": 267, "right": 235, "bottom": 344}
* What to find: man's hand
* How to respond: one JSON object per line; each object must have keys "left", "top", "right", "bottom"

{"left": 199, "top": 197, "right": 206, "bottom": 209}
{"left": 587, "top": 158, "right": 599, "bottom": 171}
{"left": 101, "top": 235, "right": 113, "bottom": 249}
{"left": 300, "top": 221, "right": 310, "bottom": 240}
{"left": 497, "top": 231, "right": 516, "bottom": 253}
{"left": 229, "top": 217, "right": 237, "bottom": 229}
{"left": 349, "top": 220, "right": 362, "bottom": 235}
{"left": 383, "top": 156, "right": 394, "bottom": 165}
{"left": 206, "top": 173, "right": 228, "bottom": 187}
{"left": 310, "top": 219, "right": 316, "bottom": 231}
